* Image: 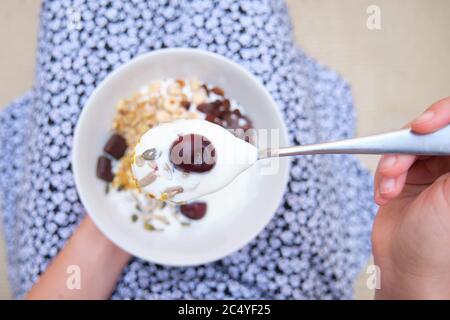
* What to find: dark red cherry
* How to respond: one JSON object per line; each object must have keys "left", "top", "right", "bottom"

{"left": 180, "top": 202, "right": 207, "bottom": 220}
{"left": 103, "top": 134, "right": 127, "bottom": 159}
{"left": 96, "top": 156, "right": 114, "bottom": 182}
{"left": 169, "top": 134, "right": 216, "bottom": 173}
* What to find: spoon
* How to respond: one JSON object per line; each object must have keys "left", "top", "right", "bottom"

{"left": 133, "top": 121, "right": 450, "bottom": 203}
{"left": 258, "top": 125, "right": 450, "bottom": 159}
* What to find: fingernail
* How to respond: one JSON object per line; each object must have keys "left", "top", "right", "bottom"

{"left": 380, "top": 177, "right": 395, "bottom": 194}
{"left": 374, "top": 190, "right": 380, "bottom": 202}
{"left": 413, "top": 110, "right": 434, "bottom": 124}
{"left": 375, "top": 192, "right": 388, "bottom": 206}
{"left": 380, "top": 155, "right": 397, "bottom": 169}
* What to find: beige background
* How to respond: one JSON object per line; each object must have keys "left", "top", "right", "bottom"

{"left": 1, "top": 0, "right": 449, "bottom": 299}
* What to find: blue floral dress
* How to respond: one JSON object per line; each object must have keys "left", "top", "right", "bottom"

{"left": 0, "top": 0, "right": 376, "bottom": 299}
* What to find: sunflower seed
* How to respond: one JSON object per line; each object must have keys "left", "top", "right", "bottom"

{"left": 148, "top": 160, "right": 158, "bottom": 170}
{"left": 164, "top": 186, "right": 184, "bottom": 198}
{"left": 138, "top": 172, "right": 157, "bottom": 187}
{"left": 153, "top": 215, "right": 170, "bottom": 225}
{"left": 135, "top": 155, "right": 145, "bottom": 167}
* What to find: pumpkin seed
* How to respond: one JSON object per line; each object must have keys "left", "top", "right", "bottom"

{"left": 144, "top": 222, "right": 156, "bottom": 231}
{"left": 143, "top": 221, "right": 162, "bottom": 232}
{"left": 142, "top": 148, "right": 158, "bottom": 160}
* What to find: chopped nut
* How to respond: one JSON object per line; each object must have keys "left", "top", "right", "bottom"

{"left": 167, "top": 82, "right": 182, "bottom": 96}
{"left": 156, "top": 110, "right": 171, "bottom": 122}
{"left": 189, "top": 78, "right": 201, "bottom": 90}
{"left": 187, "top": 112, "right": 199, "bottom": 119}
{"left": 149, "top": 96, "right": 162, "bottom": 107}
{"left": 210, "top": 86, "right": 225, "bottom": 96}
{"left": 172, "top": 109, "right": 188, "bottom": 119}
{"left": 180, "top": 93, "right": 188, "bottom": 101}
{"left": 192, "top": 88, "right": 207, "bottom": 105}
{"left": 181, "top": 100, "right": 191, "bottom": 110}
{"left": 164, "top": 96, "right": 180, "bottom": 112}
{"left": 148, "top": 81, "right": 161, "bottom": 94}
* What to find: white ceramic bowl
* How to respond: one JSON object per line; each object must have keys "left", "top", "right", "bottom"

{"left": 73, "top": 48, "right": 290, "bottom": 266}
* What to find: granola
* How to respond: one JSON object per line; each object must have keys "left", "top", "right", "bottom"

{"left": 96, "top": 78, "right": 254, "bottom": 231}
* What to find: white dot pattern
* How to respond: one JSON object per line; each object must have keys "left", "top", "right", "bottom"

{"left": 0, "top": 0, "right": 376, "bottom": 299}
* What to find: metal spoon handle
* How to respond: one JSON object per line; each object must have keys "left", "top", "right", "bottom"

{"left": 260, "top": 125, "right": 450, "bottom": 159}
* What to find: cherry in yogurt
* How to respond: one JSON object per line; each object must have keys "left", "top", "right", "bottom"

{"left": 180, "top": 202, "right": 207, "bottom": 220}
{"left": 169, "top": 134, "right": 216, "bottom": 173}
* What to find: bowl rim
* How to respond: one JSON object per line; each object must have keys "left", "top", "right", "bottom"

{"left": 72, "top": 48, "right": 291, "bottom": 266}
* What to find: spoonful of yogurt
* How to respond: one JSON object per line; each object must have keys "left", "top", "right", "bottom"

{"left": 132, "top": 118, "right": 450, "bottom": 203}
{"left": 131, "top": 119, "right": 257, "bottom": 203}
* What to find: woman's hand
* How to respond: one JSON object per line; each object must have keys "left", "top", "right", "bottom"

{"left": 373, "top": 97, "right": 450, "bottom": 299}
{"left": 26, "top": 215, "right": 131, "bottom": 299}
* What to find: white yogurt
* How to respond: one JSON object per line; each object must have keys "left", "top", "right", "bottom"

{"left": 132, "top": 119, "right": 258, "bottom": 203}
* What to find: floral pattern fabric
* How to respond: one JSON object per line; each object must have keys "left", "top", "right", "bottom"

{"left": 0, "top": 0, "right": 376, "bottom": 299}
